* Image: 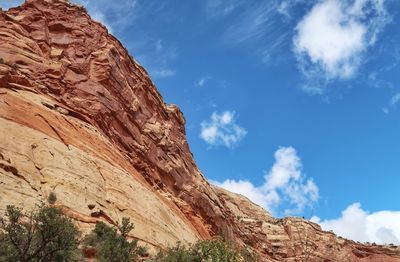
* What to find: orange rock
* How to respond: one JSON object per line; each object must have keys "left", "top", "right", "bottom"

{"left": 0, "top": 1, "right": 399, "bottom": 260}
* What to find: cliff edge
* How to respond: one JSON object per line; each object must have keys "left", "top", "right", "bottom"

{"left": 0, "top": 1, "right": 399, "bottom": 261}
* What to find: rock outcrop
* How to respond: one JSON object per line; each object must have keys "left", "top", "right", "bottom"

{"left": 0, "top": 0, "right": 399, "bottom": 261}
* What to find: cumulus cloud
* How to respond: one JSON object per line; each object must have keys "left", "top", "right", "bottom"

{"left": 293, "top": 0, "right": 390, "bottom": 93}
{"left": 200, "top": 111, "right": 247, "bottom": 148}
{"left": 212, "top": 179, "right": 280, "bottom": 208}
{"left": 213, "top": 147, "right": 319, "bottom": 215}
{"left": 311, "top": 203, "right": 400, "bottom": 244}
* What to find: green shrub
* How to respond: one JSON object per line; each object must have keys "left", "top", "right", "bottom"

{"left": 0, "top": 205, "right": 81, "bottom": 262}
{"left": 192, "top": 239, "right": 241, "bottom": 261}
{"left": 153, "top": 241, "right": 199, "bottom": 262}
{"left": 84, "top": 218, "right": 145, "bottom": 262}
{"left": 153, "top": 238, "right": 256, "bottom": 262}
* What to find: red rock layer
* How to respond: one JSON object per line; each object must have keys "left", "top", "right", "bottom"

{"left": 0, "top": 0, "right": 399, "bottom": 261}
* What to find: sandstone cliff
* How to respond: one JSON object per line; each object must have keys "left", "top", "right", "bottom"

{"left": 0, "top": 0, "right": 399, "bottom": 261}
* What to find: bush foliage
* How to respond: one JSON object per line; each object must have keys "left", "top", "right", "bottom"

{"left": 0, "top": 205, "right": 80, "bottom": 262}
{"left": 153, "top": 238, "right": 256, "bottom": 262}
{"left": 83, "top": 218, "right": 146, "bottom": 262}
{"left": 0, "top": 203, "right": 253, "bottom": 262}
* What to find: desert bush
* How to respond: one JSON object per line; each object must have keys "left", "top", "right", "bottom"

{"left": 153, "top": 238, "right": 256, "bottom": 262}
{"left": 0, "top": 204, "right": 81, "bottom": 262}
{"left": 153, "top": 241, "right": 198, "bottom": 262}
{"left": 83, "top": 218, "right": 146, "bottom": 262}
{"left": 192, "top": 239, "right": 241, "bottom": 261}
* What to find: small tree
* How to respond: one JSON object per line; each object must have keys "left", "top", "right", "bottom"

{"left": 84, "top": 218, "right": 145, "bottom": 262}
{"left": 0, "top": 205, "right": 80, "bottom": 262}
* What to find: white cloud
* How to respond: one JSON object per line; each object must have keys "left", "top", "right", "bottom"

{"left": 195, "top": 76, "right": 212, "bottom": 87}
{"left": 293, "top": 0, "right": 390, "bottom": 92}
{"left": 155, "top": 39, "right": 163, "bottom": 51}
{"left": 390, "top": 94, "right": 400, "bottom": 106}
{"left": 213, "top": 147, "right": 319, "bottom": 215}
{"left": 216, "top": 1, "right": 291, "bottom": 65}
{"left": 200, "top": 111, "right": 247, "bottom": 148}
{"left": 212, "top": 179, "right": 280, "bottom": 209}
{"left": 311, "top": 203, "right": 400, "bottom": 244}
{"left": 150, "top": 69, "right": 176, "bottom": 78}
{"left": 277, "top": 0, "right": 292, "bottom": 18}
{"left": 277, "top": 0, "right": 308, "bottom": 20}
{"left": 222, "top": 2, "right": 278, "bottom": 45}
{"left": 206, "top": 0, "right": 245, "bottom": 17}
{"left": 383, "top": 93, "right": 400, "bottom": 114}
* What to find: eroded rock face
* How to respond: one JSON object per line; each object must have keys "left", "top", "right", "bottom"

{"left": 215, "top": 187, "right": 400, "bottom": 261}
{"left": 0, "top": 0, "right": 399, "bottom": 260}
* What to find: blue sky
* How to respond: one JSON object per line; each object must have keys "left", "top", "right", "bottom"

{"left": 2, "top": 0, "right": 400, "bottom": 244}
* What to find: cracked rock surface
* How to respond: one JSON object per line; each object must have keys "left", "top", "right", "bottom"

{"left": 0, "top": 1, "right": 399, "bottom": 260}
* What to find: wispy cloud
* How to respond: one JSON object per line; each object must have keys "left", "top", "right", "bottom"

{"left": 222, "top": 2, "right": 279, "bottom": 45}
{"left": 150, "top": 69, "right": 175, "bottom": 78}
{"left": 293, "top": 0, "right": 391, "bottom": 94}
{"left": 71, "top": 0, "right": 139, "bottom": 33}
{"left": 312, "top": 203, "right": 400, "bottom": 244}
{"left": 261, "top": 31, "right": 290, "bottom": 63}
{"left": 277, "top": 0, "right": 310, "bottom": 20}
{"left": 213, "top": 147, "right": 319, "bottom": 215}
{"left": 205, "top": 0, "right": 245, "bottom": 18}
{"left": 383, "top": 93, "right": 400, "bottom": 114}
{"left": 133, "top": 42, "right": 177, "bottom": 79}
{"left": 155, "top": 39, "right": 163, "bottom": 51}
{"left": 195, "top": 76, "right": 212, "bottom": 87}
{"left": 366, "top": 43, "right": 400, "bottom": 90}
{"left": 89, "top": 10, "right": 113, "bottom": 33}
{"left": 207, "top": 1, "right": 291, "bottom": 64}
{"left": 200, "top": 111, "right": 247, "bottom": 148}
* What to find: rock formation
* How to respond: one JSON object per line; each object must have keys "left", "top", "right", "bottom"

{"left": 0, "top": 0, "right": 399, "bottom": 261}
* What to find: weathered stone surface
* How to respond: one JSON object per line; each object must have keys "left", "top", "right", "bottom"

{"left": 0, "top": 0, "right": 399, "bottom": 260}
{"left": 215, "top": 186, "right": 400, "bottom": 261}
{"left": 0, "top": 91, "right": 200, "bottom": 252}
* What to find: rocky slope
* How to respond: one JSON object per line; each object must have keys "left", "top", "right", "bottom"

{"left": 0, "top": 0, "right": 399, "bottom": 261}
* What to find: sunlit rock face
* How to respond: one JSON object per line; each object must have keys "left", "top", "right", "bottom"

{"left": 0, "top": 0, "right": 399, "bottom": 260}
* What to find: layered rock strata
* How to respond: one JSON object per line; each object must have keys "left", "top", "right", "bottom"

{"left": 0, "top": 1, "right": 399, "bottom": 260}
